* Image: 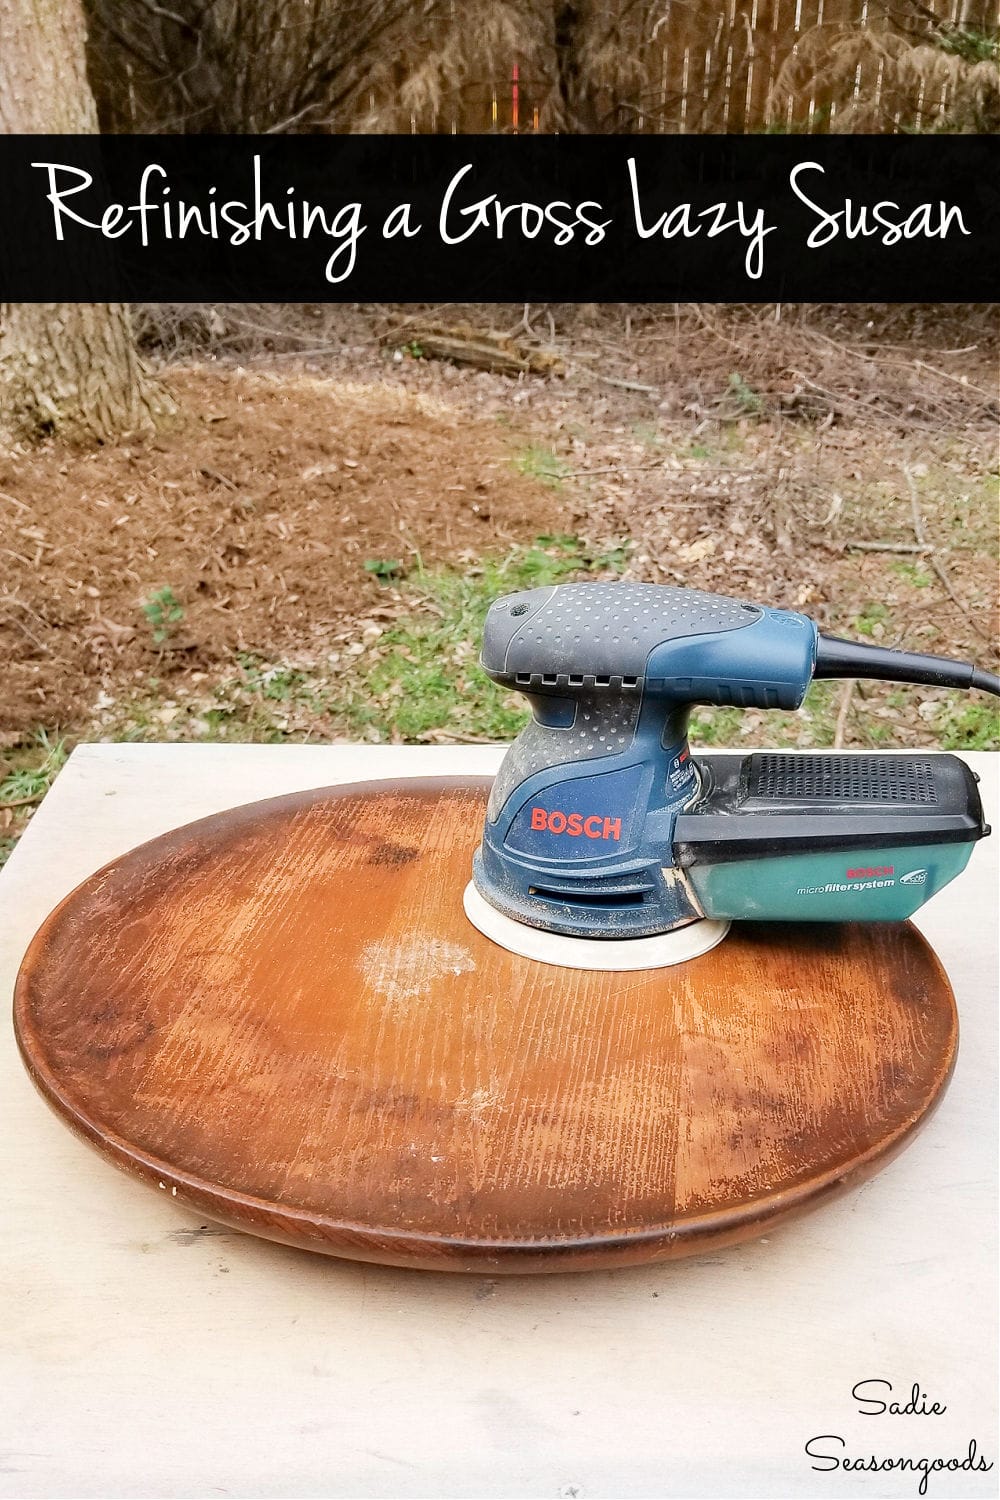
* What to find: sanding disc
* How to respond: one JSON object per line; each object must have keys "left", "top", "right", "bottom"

{"left": 462, "top": 880, "right": 731, "bottom": 970}
{"left": 14, "top": 775, "right": 958, "bottom": 1275}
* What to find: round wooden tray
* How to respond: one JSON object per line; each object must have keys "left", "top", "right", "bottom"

{"left": 14, "top": 776, "right": 957, "bottom": 1274}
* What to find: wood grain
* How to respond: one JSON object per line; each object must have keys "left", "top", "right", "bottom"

{"left": 13, "top": 776, "right": 958, "bottom": 1273}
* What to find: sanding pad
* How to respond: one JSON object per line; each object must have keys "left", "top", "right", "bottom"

{"left": 14, "top": 776, "right": 958, "bottom": 1274}
{"left": 462, "top": 880, "right": 730, "bottom": 970}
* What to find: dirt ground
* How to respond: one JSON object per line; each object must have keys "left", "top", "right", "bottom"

{"left": 2, "top": 304, "right": 998, "bottom": 777}
{"left": 1, "top": 366, "right": 572, "bottom": 740}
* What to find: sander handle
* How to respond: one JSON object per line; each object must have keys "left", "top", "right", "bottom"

{"left": 481, "top": 583, "right": 1000, "bottom": 706}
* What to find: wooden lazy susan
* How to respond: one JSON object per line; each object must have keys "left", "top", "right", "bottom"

{"left": 14, "top": 777, "right": 957, "bottom": 1274}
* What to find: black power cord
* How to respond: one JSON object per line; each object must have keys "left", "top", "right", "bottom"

{"left": 815, "top": 634, "right": 1000, "bottom": 697}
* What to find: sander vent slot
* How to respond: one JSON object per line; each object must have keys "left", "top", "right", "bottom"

{"left": 529, "top": 886, "right": 646, "bottom": 909}
{"left": 749, "top": 754, "right": 938, "bottom": 804}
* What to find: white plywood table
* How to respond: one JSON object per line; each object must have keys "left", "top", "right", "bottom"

{"left": 1, "top": 744, "right": 996, "bottom": 1500}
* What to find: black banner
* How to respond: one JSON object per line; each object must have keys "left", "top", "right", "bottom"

{"left": 0, "top": 134, "right": 996, "bottom": 302}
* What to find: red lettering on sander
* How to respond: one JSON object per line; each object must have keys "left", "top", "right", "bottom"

{"left": 529, "top": 808, "right": 621, "bottom": 840}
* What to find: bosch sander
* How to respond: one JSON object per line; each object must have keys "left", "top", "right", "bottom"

{"left": 464, "top": 582, "right": 999, "bottom": 970}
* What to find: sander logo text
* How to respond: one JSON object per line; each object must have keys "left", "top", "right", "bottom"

{"left": 530, "top": 807, "right": 622, "bottom": 841}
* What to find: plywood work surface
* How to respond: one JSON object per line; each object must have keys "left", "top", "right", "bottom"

{"left": 14, "top": 774, "right": 958, "bottom": 1274}
{"left": 2, "top": 746, "right": 996, "bottom": 1499}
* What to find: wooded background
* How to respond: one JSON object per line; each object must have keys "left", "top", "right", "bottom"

{"left": 86, "top": 0, "right": 999, "bottom": 137}
{"left": 2, "top": 0, "right": 997, "bottom": 444}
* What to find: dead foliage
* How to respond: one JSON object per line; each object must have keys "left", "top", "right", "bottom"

{"left": 84, "top": 0, "right": 996, "bottom": 136}
{"left": 770, "top": 21, "right": 1000, "bottom": 132}
{"left": 85, "top": 0, "right": 433, "bottom": 133}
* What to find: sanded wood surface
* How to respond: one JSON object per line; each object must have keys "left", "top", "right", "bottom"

{"left": 14, "top": 775, "right": 958, "bottom": 1273}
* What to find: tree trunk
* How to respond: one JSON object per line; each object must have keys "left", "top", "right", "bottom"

{"left": 552, "top": 0, "right": 601, "bottom": 131}
{"left": 0, "top": 0, "right": 172, "bottom": 442}
{"left": 0, "top": 303, "right": 172, "bottom": 442}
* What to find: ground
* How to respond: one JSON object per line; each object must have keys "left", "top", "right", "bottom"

{"left": 2, "top": 304, "right": 997, "bottom": 861}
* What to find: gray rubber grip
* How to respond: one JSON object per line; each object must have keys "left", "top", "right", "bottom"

{"left": 481, "top": 582, "right": 760, "bottom": 685}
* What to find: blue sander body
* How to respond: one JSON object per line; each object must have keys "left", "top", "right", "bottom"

{"left": 470, "top": 582, "right": 998, "bottom": 942}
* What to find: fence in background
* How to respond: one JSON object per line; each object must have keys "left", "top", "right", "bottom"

{"left": 391, "top": 0, "right": 997, "bottom": 133}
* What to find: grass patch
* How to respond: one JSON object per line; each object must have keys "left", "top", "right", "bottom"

{"left": 889, "top": 560, "right": 932, "bottom": 588}
{"left": 936, "top": 700, "right": 1000, "bottom": 751}
{"left": 688, "top": 707, "right": 746, "bottom": 746}
{"left": 512, "top": 445, "right": 571, "bottom": 488}
{"left": 93, "top": 535, "right": 631, "bottom": 750}
{"left": 0, "top": 731, "right": 69, "bottom": 869}
{"left": 338, "top": 535, "right": 628, "bottom": 742}
{"left": 236, "top": 657, "right": 322, "bottom": 708}
{"left": 852, "top": 602, "right": 890, "bottom": 637}
{"left": 0, "top": 731, "right": 68, "bottom": 805}
{"left": 726, "top": 372, "right": 764, "bottom": 417}
{"left": 109, "top": 663, "right": 326, "bottom": 746}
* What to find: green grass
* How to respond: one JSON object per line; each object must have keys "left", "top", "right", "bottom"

{"left": 0, "top": 732, "right": 69, "bottom": 868}
{"left": 852, "top": 602, "right": 890, "bottom": 637}
{"left": 688, "top": 707, "right": 746, "bottom": 746}
{"left": 511, "top": 445, "right": 571, "bottom": 488}
{"left": 109, "top": 667, "right": 324, "bottom": 746}
{"left": 92, "top": 535, "right": 630, "bottom": 750}
{"left": 889, "top": 560, "right": 932, "bottom": 588}
{"left": 727, "top": 372, "right": 763, "bottom": 417}
{"left": 236, "top": 657, "right": 321, "bottom": 707}
{"left": 0, "top": 731, "right": 68, "bottom": 805}
{"left": 338, "top": 535, "right": 629, "bottom": 742}
{"left": 936, "top": 700, "right": 1000, "bottom": 751}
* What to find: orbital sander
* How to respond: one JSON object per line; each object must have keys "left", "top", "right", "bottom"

{"left": 464, "top": 582, "right": 999, "bottom": 970}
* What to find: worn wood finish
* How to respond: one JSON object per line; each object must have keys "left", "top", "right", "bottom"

{"left": 14, "top": 776, "right": 958, "bottom": 1274}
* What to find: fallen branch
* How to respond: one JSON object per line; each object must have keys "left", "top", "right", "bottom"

{"left": 834, "top": 679, "right": 857, "bottom": 749}
{"left": 566, "top": 464, "right": 673, "bottom": 477}
{"left": 844, "top": 541, "right": 932, "bottom": 554}
{"left": 905, "top": 465, "right": 930, "bottom": 550}
{"left": 199, "top": 466, "right": 238, "bottom": 490}
{"left": 0, "top": 793, "right": 44, "bottom": 810}
{"left": 913, "top": 359, "right": 995, "bottom": 403}
{"left": 380, "top": 322, "right": 564, "bottom": 378}
{"left": 581, "top": 370, "right": 659, "bottom": 394}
